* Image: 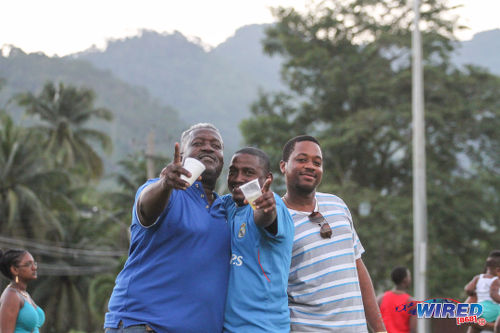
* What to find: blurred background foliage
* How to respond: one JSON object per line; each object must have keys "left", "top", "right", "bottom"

{"left": 1, "top": 0, "right": 499, "bottom": 331}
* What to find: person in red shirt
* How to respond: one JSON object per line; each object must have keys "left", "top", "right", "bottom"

{"left": 377, "top": 266, "right": 417, "bottom": 333}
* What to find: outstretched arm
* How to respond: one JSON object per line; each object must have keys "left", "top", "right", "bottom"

{"left": 356, "top": 258, "right": 386, "bottom": 332}
{"left": 137, "top": 142, "right": 191, "bottom": 226}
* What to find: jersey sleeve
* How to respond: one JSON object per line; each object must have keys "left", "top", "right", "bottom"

{"left": 259, "top": 193, "right": 294, "bottom": 241}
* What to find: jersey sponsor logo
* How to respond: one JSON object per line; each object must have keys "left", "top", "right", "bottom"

{"left": 230, "top": 254, "right": 243, "bottom": 266}
{"left": 238, "top": 223, "right": 247, "bottom": 238}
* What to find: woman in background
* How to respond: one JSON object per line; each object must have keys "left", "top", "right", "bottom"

{"left": 0, "top": 248, "right": 45, "bottom": 333}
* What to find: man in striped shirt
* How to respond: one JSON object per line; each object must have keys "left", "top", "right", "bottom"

{"left": 280, "top": 135, "right": 386, "bottom": 332}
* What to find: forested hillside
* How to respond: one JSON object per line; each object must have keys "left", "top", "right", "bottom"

{"left": 2, "top": 25, "right": 499, "bottom": 160}
{"left": 73, "top": 25, "right": 283, "bottom": 149}
{"left": 0, "top": 47, "right": 183, "bottom": 174}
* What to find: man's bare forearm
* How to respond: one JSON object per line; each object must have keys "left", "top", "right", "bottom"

{"left": 137, "top": 143, "right": 191, "bottom": 226}
{"left": 356, "top": 258, "right": 386, "bottom": 332}
{"left": 254, "top": 209, "right": 277, "bottom": 228}
{"left": 137, "top": 180, "right": 172, "bottom": 226}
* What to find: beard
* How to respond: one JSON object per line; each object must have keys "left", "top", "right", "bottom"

{"left": 201, "top": 167, "right": 222, "bottom": 187}
{"left": 293, "top": 181, "right": 317, "bottom": 195}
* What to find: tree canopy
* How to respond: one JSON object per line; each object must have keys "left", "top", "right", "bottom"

{"left": 17, "top": 82, "right": 113, "bottom": 179}
{"left": 241, "top": 0, "right": 500, "bottom": 298}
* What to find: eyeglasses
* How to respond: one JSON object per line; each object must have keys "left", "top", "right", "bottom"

{"left": 309, "top": 211, "right": 332, "bottom": 239}
{"left": 17, "top": 261, "right": 38, "bottom": 268}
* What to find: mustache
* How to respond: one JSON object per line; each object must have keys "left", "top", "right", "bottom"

{"left": 230, "top": 184, "right": 244, "bottom": 191}
{"left": 198, "top": 154, "right": 217, "bottom": 161}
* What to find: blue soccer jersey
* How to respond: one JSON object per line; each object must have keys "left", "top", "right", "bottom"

{"left": 222, "top": 193, "right": 294, "bottom": 333}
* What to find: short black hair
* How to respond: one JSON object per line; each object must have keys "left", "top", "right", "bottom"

{"left": 486, "top": 250, "right": 500, "bottom": 268}
{"left": 282, "top": 135, "right": 320, "bottom": 162}
{"left": 234, "top": 147, "right": 271, "bottom": 175}
{"left": 391, "top": 266, "right": 409, "bottom": 285}
{"left": 0, "top": 248, "right": 27, "bottom": 280}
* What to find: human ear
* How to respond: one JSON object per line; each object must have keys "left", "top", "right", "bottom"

{"left": 10, "top": 265, "right": 19, "bottom": 278}
{"left": 279, "top": 160, "right": 286, "bottom": 174}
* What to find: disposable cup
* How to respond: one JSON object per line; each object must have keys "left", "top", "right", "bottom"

{"left": 239, "top": 178, "right": 262, "bottom": 210}
{"left": 180, "top": 157, "right": 206, "bottom": 186}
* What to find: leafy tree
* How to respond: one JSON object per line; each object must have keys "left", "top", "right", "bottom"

{"left": 17, "top": 82, "right": 113, "bottom": 180}
{"left": 0, "top": 111, "right": 71, "bottom": 238}
{"left": 33, "top": 187, "right": 125, "bottom": 332}
{"left": 241, "top": 0, "right": 500, "bottom": 299}
{"left": 79, "top": 151, "right": 171, "bottom": 330}
{"left": 1, "top": 83, "right": 122, "bottom": 332}
{"left": 87, "top": 256, "right": 127, "bottom": 329}
{"left": 103, "top": 151, "right": 171, "bottom": 247}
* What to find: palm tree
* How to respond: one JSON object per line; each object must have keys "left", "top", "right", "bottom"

{"left": 17, "top": 82, "right": 113, "bottom": 180}
{"left": 87, "top": 256, "right": 127, "bottom": 329}
{"left": 0, "top": 111, "right": 70, "bottom": 239}
{"left": 108, "top": 151, "right": 170, "bottom": 225}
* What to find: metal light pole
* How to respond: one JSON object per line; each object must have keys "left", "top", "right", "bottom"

{"left": 146, "top": 130, "right": 156, "bottom": 179}
{"left": 412, "top": 0, "right": 428, "bottom": 332}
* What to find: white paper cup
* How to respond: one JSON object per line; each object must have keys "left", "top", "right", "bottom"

{"left": 180, "top": 157, "right": 206, "bottom": 186}
{"left": 239, "top": 178, "right": 262, "bottom": 210}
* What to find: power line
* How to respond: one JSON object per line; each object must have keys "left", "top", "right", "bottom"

{"left": 37, "top": 263, "right": 116, "bottom": 276}
{"left": 0, "top": 235, "right": 126, "bottom": 259}
{"left": 0, "top": 236, "right": 124, "bottom": 276}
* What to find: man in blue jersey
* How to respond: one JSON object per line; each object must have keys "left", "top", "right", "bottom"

{"left": 104, "top": 123, "right": 231, "bottom": 333}
{"left": 222, "top": 147, "right": 294, "bottom": 333}
{"left": 280, "top": 135, "right": 386, "bottom": 333}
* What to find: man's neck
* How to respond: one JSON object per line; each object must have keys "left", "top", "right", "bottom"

{"left": 393, "top": 285, "right": 408, "bottom": 293}
{"left": 201, "top": 181, "right": 216, "bottom": 205}
{"left": 283, "top": 189, "right": 316, "bottom": 212}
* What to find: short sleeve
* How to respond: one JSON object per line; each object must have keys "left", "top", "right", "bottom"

{"left": 260, "top": 193, "right": 294, "bottom": 240}
{"left": 342, "top": 199, "right": 365, "bottom": 259}
{"left": 352, "top": 226, "right": 365, "bottom": 259}
{"left": 133, "top": 178, "right": 175, "bottom": 228}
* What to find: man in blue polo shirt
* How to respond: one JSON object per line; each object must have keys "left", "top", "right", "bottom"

{"left": 104, "top": 123, "right": 230, "bottom": 333}
{"left": 222, "top": 147, "right": 294, "bottom": 333}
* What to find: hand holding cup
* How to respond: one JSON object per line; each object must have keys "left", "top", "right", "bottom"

{"left": 159, "top": 143, "right": 195, "bottom": 190}
{"left": 252, "top": 178, "right": 275, "bottom": 213}
{"left": 242, "top": 177, "right": 275, "bottom": 212}
{"left": 180, "top": 157, "right": 205, "bottom": 186}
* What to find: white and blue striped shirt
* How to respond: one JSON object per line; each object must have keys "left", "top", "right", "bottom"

{"left": 287, "top": 192, "right": 368, "bottom": 332}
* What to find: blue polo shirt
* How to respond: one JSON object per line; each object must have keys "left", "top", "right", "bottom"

{"left": 105, "top": 179, "right": 230, "bottom": 333}
{"left": 222, "top": 193, "right": 294, "bottom": 333}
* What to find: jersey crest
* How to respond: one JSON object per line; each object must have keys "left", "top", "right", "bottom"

{"left": 238, "top": 223, "right": 247, "bottom": 238}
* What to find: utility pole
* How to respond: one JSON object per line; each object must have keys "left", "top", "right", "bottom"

{"left": 146, "top": 130, "right": 155, "bottom": 179}
{"left": 412, "top": 0, "right": 428, "bottom": 332}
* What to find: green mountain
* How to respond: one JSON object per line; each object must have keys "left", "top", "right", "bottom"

{"left": 72, "top": 24, "right": 500, "bottom": 148}
{"left": 73, "top": 25, "right": 283, "bottom": 150}
{"left": 452, "top": 29, "right": 500, "bottom": 75}
{"left": 0, "top": 47, "right": 183, "bottom": 174}
{"left": 1, "top": 24, "right": 498, "bottom": 171}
